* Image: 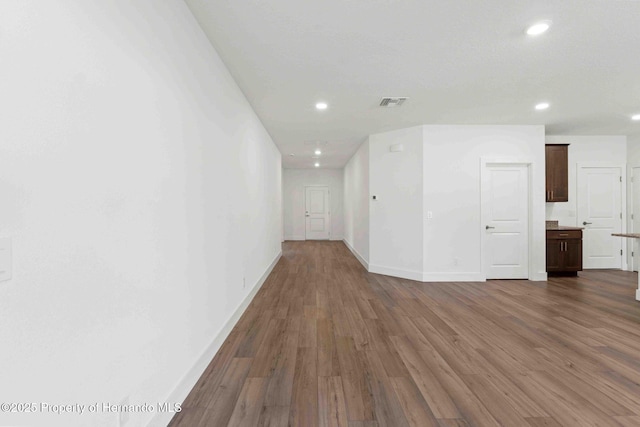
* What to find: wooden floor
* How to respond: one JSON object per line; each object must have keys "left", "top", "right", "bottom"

{"left": 170, "top": 241, "right": 640, "bottom": 427}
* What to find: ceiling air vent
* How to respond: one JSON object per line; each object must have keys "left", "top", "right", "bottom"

{"left": 380, "top": 97, "right": 407, "bottom": 107}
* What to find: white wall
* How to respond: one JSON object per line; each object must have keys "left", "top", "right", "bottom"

{"left": 282, "top": 169, "right": 343, "bottom": 241}
{"left": 343, "top": 140, "right": 370, "bottom": 267}
{"left": 369, "top": 127, "right": 424, "bottom": 280}
{"left": 344, "top": 125, "right": 546, "bottom": 282}
{"left": 0, "top": 2, "right": 282, "bottom": 426}
{"left": 545, "top": 135, "right": 627, "bottom": 226}
{"left": 423, "top": 125, "right": 546, "bottom": 281}
{"left": 627, "top": 135, "right": 640, "bottom": 166}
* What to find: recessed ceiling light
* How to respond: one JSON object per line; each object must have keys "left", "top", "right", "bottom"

{"left": 314, "top": 162, "right": 320, "bottom": 168}
{"left": 535, "top": 102, "right": 550, "bottom": 110}
{"left": 315, "top": 102, "right": 328, "bottom": 110}
{"left": 526, "top": 21, "right": 551, "bottom": 36}
{"left": 289, "top": 153, "right": 295, "bottom": 156}
{"left": 632, "top": 114, "right": 640, "bottom": 121}
{"left": 314, "top": 149, "right": 322, "bottom": 155}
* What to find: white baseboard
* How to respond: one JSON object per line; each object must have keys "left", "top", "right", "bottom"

{"left": 343, "top": 239, "right": 369, "bottom": 270}
{"left": 284, "top": 235, "right": 305, "bottom": 241}
{"left": 285, "top": 235, "right": 343, "bottom": 242}
{"left": 369, "top": 263, "right": 423, "bottom": 282}
{"left": 363, "top": 263, "right": 543, "bottom": 283}
{"left": 420, "top": 271, "right": 547, "bottom": 282}
{"left": 530, "top": 271, "right": 548, "bottom": 282}
{"left": 148, "top": 250, "right": 282, "bottom": 427}
{"left": 636, "top": 288, "right": 640, "bottom": 301}
{"left": 421, "top": 272, "right": 486, "bottom": 282}
{"left": 369, "top": 267, "right": 486, "bottom": 283}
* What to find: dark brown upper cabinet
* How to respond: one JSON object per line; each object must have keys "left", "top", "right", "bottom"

{"left": 545, "top": 144, "right": 569, "bottom": 202}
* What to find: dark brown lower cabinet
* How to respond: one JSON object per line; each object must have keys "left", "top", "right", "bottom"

{"left": 546, "top": 229, "right": 582, "bottom": 275}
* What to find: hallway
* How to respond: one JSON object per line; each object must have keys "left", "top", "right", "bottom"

{"left": 170, "top": 241, "right": 640, "bottom": 426}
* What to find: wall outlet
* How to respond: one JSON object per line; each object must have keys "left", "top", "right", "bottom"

{"left": 119, "top": 396, "right": 130, "bottom": 427}
{"left": 427, "top": 211, "right": 433, "bottom": 219}
{"left": 453, "top": 258, "right": 459, "bottom": 267}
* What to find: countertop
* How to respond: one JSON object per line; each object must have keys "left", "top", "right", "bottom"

{"left": 546, "top": 226, "right": 584, "bottom": 231}
{"left": 612, "top": 233, "right": 640, "bottom": 239}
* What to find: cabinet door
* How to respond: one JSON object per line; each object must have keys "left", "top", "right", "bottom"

{"left": 546, "top": 145, "right": 569, "bottom": 202}
{"left": 546, "top": 240, "right": 562, "bottom": 271}
{"left": 564, "top": 239, "right": 583, "bottom": 271}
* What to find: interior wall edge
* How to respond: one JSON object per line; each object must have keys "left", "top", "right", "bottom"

{"left": 343, "top": 239, "right": 369, "bottom": 270}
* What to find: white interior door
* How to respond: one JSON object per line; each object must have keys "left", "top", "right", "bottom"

{"left": 577, "top": 166, "right": 622, "bottom": 269}
{"left": 482, "top": 163, "right": 529, "bottom": 279}
{"left": 305, "top": 186, "right": 331, "bottom": 240}
{"left": 632, "top": 167, "right": 640, "bottom": 271}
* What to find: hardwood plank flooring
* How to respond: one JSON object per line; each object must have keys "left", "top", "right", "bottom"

{"left": 170, "top": 241, "right": 640, "bottom": 426}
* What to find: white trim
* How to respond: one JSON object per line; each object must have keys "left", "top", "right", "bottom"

{"left": 343, "top": 239, "right": 369, "bottom": 270}
{"left": 530, "top": 271, "right": 548, "bottom": 282}
{"left": 148, "top": 250, "right": 282, "bottom": 427}
{"left": 480, "top": 157, "right": 533, "bottom": 165}
{"left": 421, "top": 272, "right": 485, "bottom": 282}
{"left": 636, "top": 288, "right": 640, "bottom": 302}
{"left": 330, "top": 236, "right": 343, "bottom": 241}
{"left": 627, "top": 165, "right": 640, "bottom": 272}
{"left": 420, "top": 271, "right": 547, "bottom": 283}
{"left": 369, "top": 264, "right": 423, "bottom": 281}
{"left": 480, "top": 157, "right": 534, "bottom": 280}
{"left": 284, "top": 235, "right": 305, "bottom": 241}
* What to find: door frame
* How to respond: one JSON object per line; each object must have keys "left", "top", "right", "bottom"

{"left": 577, "top": 162, "right": 627, "bottom": 271}
{"left": 627, "top": 164, "right": 640, "bottom": 271}
{"left": 304, "top": 185, "right": 331, "bottom": 240}
{"left": 480, "top": 157, "right": 534, "bottom": 281}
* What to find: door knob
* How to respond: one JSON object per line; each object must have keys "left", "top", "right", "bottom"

{"left": 583, "top": 221, "right": 592, "bottom": 226}
{"left": 486, "top": 225, "right": 495, "bottom": 230}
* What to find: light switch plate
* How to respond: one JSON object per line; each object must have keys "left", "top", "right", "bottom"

{"left": 0, "top": 238, "right": 12, "bottom": 282}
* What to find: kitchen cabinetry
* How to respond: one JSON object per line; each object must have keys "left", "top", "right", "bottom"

{"left": 546, "top": 144, "right": 569, "bottom": 202}
{"left": 546, "top": 228, "right": 582, "bottom": 274}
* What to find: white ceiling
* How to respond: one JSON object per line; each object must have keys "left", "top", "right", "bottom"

{"left": 185, "top": 0, "right": 640, "bottom": 169}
